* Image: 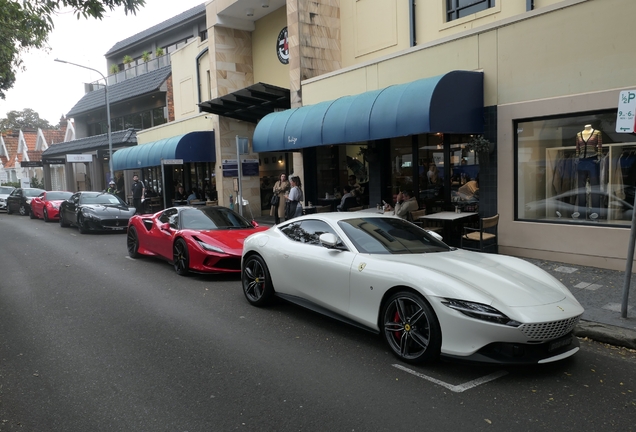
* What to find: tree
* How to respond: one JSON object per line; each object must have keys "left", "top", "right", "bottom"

{"left": 0, "top": 0, "right": 146, "bottom": 100}
{"left": 0, "top": 108, "right": 54, "bottom": 132}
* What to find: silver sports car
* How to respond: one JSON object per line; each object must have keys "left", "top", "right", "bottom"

{"left": 241, "top": 212, "right": 584, "bottom": 365}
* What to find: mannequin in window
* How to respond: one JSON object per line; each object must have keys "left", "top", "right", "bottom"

{"left": 575, "top": 124, "right": 603, "bottom": 214}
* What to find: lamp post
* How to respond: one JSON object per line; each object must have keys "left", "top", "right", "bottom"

{"left": 55, "top": 58, "right": 114, "bottom": 184}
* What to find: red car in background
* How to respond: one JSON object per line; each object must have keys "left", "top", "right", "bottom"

{"left": 127, "top": 205, "right": 269, "bottom": 276}
{"left": 30, "top": 191, "right": 73, "bottom": 221}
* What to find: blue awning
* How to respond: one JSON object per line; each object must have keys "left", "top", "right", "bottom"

{"left": 112, "top": 131, "right": 215, "bottom": 171}
{"left": 253, "top": 71, "right": 483, "bottom": 152}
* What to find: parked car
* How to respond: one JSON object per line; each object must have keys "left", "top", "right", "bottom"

{"left": 127, "top": 205, "right": 268, "bottom": 276}
{"left": 6, "top": 187, "right": 45, "bottom": 216}
{"left": 0, "top": 186, "right": 16, "bottom": 211}
{"left": 30, "top": 191, "right": 73, "bottom": 221}
{"left": 241, "top": 212, "right": 584, "bottom": 365}
{"left": 59, "top": 191, "right": 136, "bottom": 233}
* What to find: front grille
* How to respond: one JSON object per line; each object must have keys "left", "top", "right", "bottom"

{"left": 101, "top": 218, "right": 128, "bottom": 228}
{"left": 519, "top": 316, "right": 580, "bottom": 341}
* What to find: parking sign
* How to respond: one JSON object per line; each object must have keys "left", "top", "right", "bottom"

{"left": 616, "top": 90, "right": 636, "bottom": 133}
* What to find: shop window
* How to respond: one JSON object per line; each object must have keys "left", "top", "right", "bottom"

{"left": 153, "top": 107, "right": 167, "bottom": 127}
{"left": 446, "top": 0, "right": 495, "bottom": 21}
{"left": 515, "top": 110, "right": 636, "bottom": 226}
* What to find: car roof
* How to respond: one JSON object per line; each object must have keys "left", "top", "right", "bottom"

{"left": 278, "top": 211, "right": 394, "bottom": 226}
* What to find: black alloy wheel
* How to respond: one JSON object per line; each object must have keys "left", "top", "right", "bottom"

{"left": 29, "top": 205, "right": 36, "bottom": 219}
{"left": 43, "top": 208, "right": 49, "bottom": 222}
{"left": 77, "top": 214, "right": 88, "bottom": 234}
{"left": 242, "top": 254, "right": 274, "bottom": 306}
{"left": 381, "top": 291, "right": 441, "bottom": 364}
{"left": 173, "top": 238, "right": 190, "bottom": 276}
{"left": 127, "top": 226, "right": 141, "bottom": 258}
{"left": 19, "top": 204, "right": 28, "bottom": 216}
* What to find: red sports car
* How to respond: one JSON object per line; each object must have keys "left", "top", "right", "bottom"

{"left": 30, "top": 191, "right": 73, "bottom": 221}
{"left": 127, "top": 205, "right": 269, "bottom": 276}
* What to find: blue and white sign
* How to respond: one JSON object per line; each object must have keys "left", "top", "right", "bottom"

{"left": 616, "top": 90, "right": 636, "bottom": 133}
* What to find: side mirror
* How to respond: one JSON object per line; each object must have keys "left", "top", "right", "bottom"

{"left": 427, "top": 230, "right": 443, "bottom": 241}
{"left": 251, "top": 220, "right": 259, "bottom": 227}
{"left": 160, "top": 222, "right": 172, "bottom": 232}
{"left": 319, "top": 233, "right": 346, "bottom": 250}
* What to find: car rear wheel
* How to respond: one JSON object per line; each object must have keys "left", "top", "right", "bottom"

{"left": 173, "top": 238, "right": 189, "bottom": 276}
{"left": 19, "top": 204, "right": 28, "bottom": 216}
{"left": 127, "top": 226, "right": 141, "bottom": 258}
{"left": 381, "top": 291, "right": 441, "bottom": 364}
{"left": 77, "top": 215, "right": 88, "bottom": 234}
{"left": 59, "top": 212, "right": 69, "bottom": 227}
{"left": 43, "top": 208, "right": 49, "bottom": 222}
{"left": 242, "top": 254, "right": 275, "bottom": 306}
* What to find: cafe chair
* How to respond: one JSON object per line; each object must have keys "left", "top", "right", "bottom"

{"left": 347, "top": 206, "right": 364, "bottom": 212}
{"left": 315, "top": 205, "right": 332, "bottom": 213}
{"left": 461, "top": 214, "right": 499, "bottom": 253}
{"left": 339, "top": 196, "right": 358, "bottom": 211}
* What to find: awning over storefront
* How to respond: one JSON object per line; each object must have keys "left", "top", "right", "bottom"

{"left": 253, "top": 71, "right": 483, "bottom": 152}
{"left": 112, "top": 131, "right": 215, "bottom": 171}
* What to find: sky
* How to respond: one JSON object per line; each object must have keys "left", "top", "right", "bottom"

{"left": 0, "top": 0, "right": 207, "bottom": 126}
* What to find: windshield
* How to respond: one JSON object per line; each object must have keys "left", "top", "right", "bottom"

{"left": 46, "top": 192, "right": 72, "bottom": 201}
{"left": 338, "top": 217, "right": 451, "bottom": 254}
{"left": 24, "top": 188, "right": 45, "bottom": 197}
{"left": 0, "top": 187, "right": 14, "bottom": 194}
{"left": 80, "top": 193, "right": 126, "bottom": 205}
{"left": 180, "top": 207, "right": 253, "bottom": 230}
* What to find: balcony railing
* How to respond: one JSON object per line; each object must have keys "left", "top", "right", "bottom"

{"left": 89, "top": 54, "right": 171, "bottom": 90}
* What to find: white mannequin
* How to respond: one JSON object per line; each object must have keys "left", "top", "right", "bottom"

{"left": 581, "top": 124, "right": 594, "bottom": 141}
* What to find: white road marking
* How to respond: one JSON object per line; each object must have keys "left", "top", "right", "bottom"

{"left": 392, "top": 364, "right": 508, "bottom": 393}
{"left": 554, "top": 266, "right": 578, "bottom": 273}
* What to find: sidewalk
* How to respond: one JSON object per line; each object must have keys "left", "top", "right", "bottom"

{"left": 253, "top": 216, "right": 636, "bottom": 349}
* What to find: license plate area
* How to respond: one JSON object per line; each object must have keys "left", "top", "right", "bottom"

{"left": 548, "top": 334, "right": 573, "bottom": 352}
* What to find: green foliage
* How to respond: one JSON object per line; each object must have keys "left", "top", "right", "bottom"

{"left": 155, "top": 47, "right": 164, "bottom": 57}
{"left": 0, "top": 0, "right": 146, "bottom": 100}
{"left": 0, "top": 108, "right": 53, "bottom": 132}
{"left": 109, "top": 64, "right": 119, "bottom": 74}
{"left": 122, "top": 54, "right": 134, "bottom": 64}
{"left": 30, "top": 175, "right": 44, "bottom": 189}
{"left": 1, "top": 181, "right": 20, "bottom": 188}
{"left": 141, "top": 51, "right": 151, "bottom": 62}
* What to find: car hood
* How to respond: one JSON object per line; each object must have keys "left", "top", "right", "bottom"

{"left": 82, "top": 204, "right": 133, "bottom": 214}
{"left": 192, "top": 227, "right": 268, "bottom": 254}
{"left": 379, "top": 250, "right": 568, "bottom": 307}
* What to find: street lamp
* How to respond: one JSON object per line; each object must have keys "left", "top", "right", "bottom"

{"left": 54, "top": 58, "right": 114, "bottom": 184}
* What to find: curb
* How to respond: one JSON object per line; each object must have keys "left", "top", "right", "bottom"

{"left": 574, "top": 319, "right": 636, "bottom": 350}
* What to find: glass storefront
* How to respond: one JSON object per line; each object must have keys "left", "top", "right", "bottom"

{"left": 259, "top": 152, "right": 289, "bottom": 210}
{"left": 515, "top": 110, "right": 636, "bottom": 226}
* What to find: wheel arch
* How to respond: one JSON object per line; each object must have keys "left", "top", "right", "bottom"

{"left": 376, "top": 285, "right": 441, "bottom": 335}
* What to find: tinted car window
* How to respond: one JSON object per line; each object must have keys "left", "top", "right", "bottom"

{"left": 159, "top": 208, "right": 179, "bottom": 228}
{"left": 80, "top": 193, "right": 125, "bottom": 205}
{"left": 46, "top": 192, "right": 72, "bottom": 201}
{"left": 24, "top": 189, "right": 44, "bottom": 197}
{"left": 280, "top": 219, "right": 338, "bottom": 245}
{"left": 0, "top": 187, "right": 14, "bottom": 194}
{"left": 338, "top": 217, "right": 451, "bottom": 254}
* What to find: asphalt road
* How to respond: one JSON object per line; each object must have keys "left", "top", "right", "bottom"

{"left": 1, "top": 212, "right": 635, "bottom": 431}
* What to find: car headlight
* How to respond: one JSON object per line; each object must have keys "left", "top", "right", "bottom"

{"left": 51, "top": 203, "right": 60, "bottom": 209}
{"left": 442, "top": 299, "right": 521, "bottom": 327}
{"left": 26, "top": 198, "right": 33, "bottom": 204}
{"left": 194, "top": 237, "right": 225, "bottom": 253}
{"left": 82, "top": 209, "right": 98, "bottom": 219}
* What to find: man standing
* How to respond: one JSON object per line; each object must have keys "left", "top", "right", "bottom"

{"left": 131, "top": 174, "right": 145, "bottom": 214}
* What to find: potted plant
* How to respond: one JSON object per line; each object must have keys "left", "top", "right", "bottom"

{"left": 122, "top": 54, "right": 134, "bottom": 68}
{"left": 141, "top": 51, "right": 151, "bottom": 63}
{"left": 109, "top": 64, "right": 119, "bottom": 75}
{"left": 467, "top": 135, "right": 494, "bottom": 168}
{"left": 155, "top": 47, "right": 164, "bottom": 57}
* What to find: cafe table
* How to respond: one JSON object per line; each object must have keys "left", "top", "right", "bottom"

{"left": 417, "top": 211, "right": 478, "bottom": 246}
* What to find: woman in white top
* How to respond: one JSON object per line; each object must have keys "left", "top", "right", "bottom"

{"left": 286, "top": 176, "right": 304, "bottom": 220}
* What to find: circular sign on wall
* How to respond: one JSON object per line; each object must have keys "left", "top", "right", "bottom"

{"left": 276, "top": 27, "right": 289, "bottom": 64}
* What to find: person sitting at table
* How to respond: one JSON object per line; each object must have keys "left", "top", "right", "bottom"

{"left": 385, "top": 189, "right": 418, "bottom": 219}
{"left": 186, "top": 188, "right": 199, "bottom": 204}
{"left": 175, "top": 185, "right": 186, "bottom": 201}
{"left": 457, "top": 177, "right": 479, "bottom": 202}
{"left": 337, "top": 185, "right": 357, "bottom": 211}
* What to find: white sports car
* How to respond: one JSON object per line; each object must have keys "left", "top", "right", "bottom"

{"left": 241, "top": 212, "right": 584, "bottom": 365}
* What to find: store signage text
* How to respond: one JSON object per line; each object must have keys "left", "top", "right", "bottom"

{"left": 616, "top": 90, "right": 636, "bottom": 133}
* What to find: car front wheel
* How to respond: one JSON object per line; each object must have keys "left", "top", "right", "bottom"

{"left": 59, "top": 212, "right": 69, "bottom": 227}
{"left": 77, "top": 215, "right": 88, "bottom": 234}
{"left": 381, "top": 291, "right": 441, "bottom": 364}
{"left": 242, "top": 254, "right": 274, "bottom": 306}
{"left": 43, "top": 208, "right": 49, "bottom": 222}
{"left": 127, "top": 226, "right": 141, "bottom": 258}
{"left": 29, "top": 206, "right": 36, "bottom": 219}
{"left": 173, "top": 238, "right": 189, "bottom": 276}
